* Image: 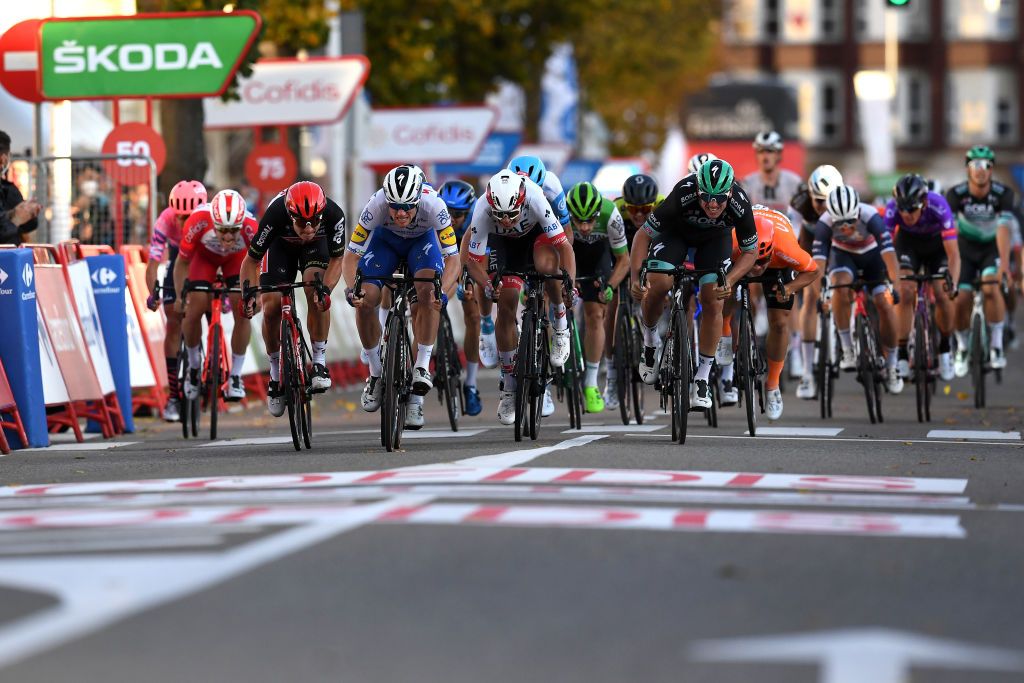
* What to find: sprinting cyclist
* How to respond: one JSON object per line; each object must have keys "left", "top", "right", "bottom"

{"left": 145, "top": 179, "right": 207, "bottom": 421}
{"left": 173, "top": 189, "right": 257, "bottom": 402}
{"left": 607, "top": 173, "right": 665, "bottom": 408}
{"left": 240, "top": 181, "right": 346, "bottom": 417}
{"left": 812, "top": 184, "right": 903, "bottom": 395}
{"left": 790, "top": 164, "right": 844, "bottom": 400}
{"left": 631, "top": 159, "right": 758, "bottom": 409}
{"left": 946, "top": 146, "right": 1016, "bottom": 373}
{"left": 343, "top": 165, "right": 460, "bottom": 430}
{"left": 439, "top": 179, "right": 484, "bottom": 416}
{"left": 717, "top": 206, "right": 818, "bottom": 419}
{"left": 464, "top": 169, "right": 576, "bottom": 426}
{"left": 885, "top": 174, "right": 960, "bottom": 381}
{"left": 566, "top": 181, "right": 629, "bottom": 413}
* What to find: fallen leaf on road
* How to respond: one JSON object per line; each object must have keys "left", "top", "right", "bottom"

{"left": 957, "top": 391, "right": 970, "bottom": 400}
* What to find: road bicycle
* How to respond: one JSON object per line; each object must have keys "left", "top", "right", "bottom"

{"left": 245, "top": 274, "right": 329, "bottom": 451}
{"left": 434, "top": 304, "right": 463, "bottom": 431}
{"left": 640, "top": 260, "right": 725, "bottom": 445}
{"left": 815, "top": 280, "right": 840, "bottom": 419}
{"left": 551, "top": 277, "right": 590, "bottom": 430}
{"left": 180, "top": 276, "right": 240, "bottom": 440}
{"left": 612, "top": 280, "right": 645, "bottom": 425}
{"left": 902, "top": 271, "right": 952, "bottom": 422}
{"left": 733, "top": 273, "right": 778, "bottom": 436}
{"left": 966, "top": 277, "right": 1008, "bottom": 408}
{"left": 826, "top": 279, "right": 890, "bottom": 424}
{"left": 353, "top": 266, "right": 441, "bottom": 452}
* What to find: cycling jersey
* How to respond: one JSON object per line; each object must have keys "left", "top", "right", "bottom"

{"left": 883, "top": 192, "right": 957, "bottom": 241}
{"left": 148, "top": 207, "right": 184, "bottom": 261}
{"left": 249, "top": 192, "right": 347, "bottom": 261}
{"left": 466, "top": 179, "right": 566, "bottom": 260}
{"left": 537, "top": 172, "right": 570, "bottom": 226}
{"left": 741, "top": 169, "right": 803, "bottom": 216}
{"left": 349, "top": 185, "right": 456, "bottom": 257}
{"left": 642, "top": 174, "right": 758, "bottom": 252}
{"left": 572, "top": 198, "right": 627, "bottom": 254}
{"left": 572, "top": 198, "right": 626, "bottom": 301}
{"left": 733, "top": 207, "right": 816, "bottom": 274}
{"left": 945, "top": 181, "right": 1016, "bottom": 243}
{"left": 179, "top": 205, "right": 257, "bottom": 284}
{"left": 811, "top": 203, "right": 894, "bottom": 259}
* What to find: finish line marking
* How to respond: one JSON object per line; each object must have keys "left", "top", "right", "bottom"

{"left": 746, "top": 427, "right": 844, "bottom": 437}
{"left": 17, "top": 442, "right": 140, "bottom": 453}
{"left": 926, "top": 430, "right": 1021, "bottom": 441}
{"left": 627, "top": 433, "right": 1024, "bottom": 447}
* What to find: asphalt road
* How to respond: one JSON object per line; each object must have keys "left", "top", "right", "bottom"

{"left": 1, "top": 348, "right": 1023, "bottom": 682}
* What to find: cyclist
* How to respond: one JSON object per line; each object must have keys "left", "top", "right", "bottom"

{"left": 173, "top": 189, "right": 257, "bottom": 402}
{"left": 566, "top": 181, "right": 629, "bottom": 413}
{"left": 464, "top": 169, "right": 576, "bottom": 425}
{"left": 790, "top": 164, "right": 844, "bottom": 400}
{"left": 240, "top": 181, "right": 345, "bottom": 417}
{"left": 509, "top": 155, "right": 570, "bottom": 229}
{"left": 607, "top": 174, "right": 665, "bottom": 408}
{"left": 343, "top": 165, "right": 459, "bottom": 429}
{"left": 439, "top": 179, "right": 484, "bottom": 417}
{"left": 145, "top": 179, "right": 207, "bottom": 421}
{"left": 946, "top": 146, "right": 1016, "bottom": 373}
{"left": 742, "top": 130, "right": 806, "bottom": 380}
{"left": 812, "top": 184, "right": 903, "bottom": 394}
{"left": 718, "top": 206, "right": 819, "bottom": 419}
{"left": 885, "top": 173, "right": 959, "bottom": 381}
{"left": 631, "top": 159, "right": 758, "bottom": 409}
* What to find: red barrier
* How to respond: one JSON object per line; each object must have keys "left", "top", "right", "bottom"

{"left": 0, "top": 358, "right": 28, "bottom": 454}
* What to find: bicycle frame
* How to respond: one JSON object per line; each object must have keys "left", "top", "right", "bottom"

{"left": 181, "top": 276, "right": 239, "bottom": 439}
{"left": 827, "top": 279, "right": 889, "bottom": 424}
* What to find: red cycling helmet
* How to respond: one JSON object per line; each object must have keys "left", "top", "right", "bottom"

{"left": 169, "top": 180, "right": 207, "bottom": 216}
{"left": 285, "top": 181, "right": 326, "bottom": 223}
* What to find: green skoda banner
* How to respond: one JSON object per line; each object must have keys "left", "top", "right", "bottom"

{"left": 39, "top": 11, "right": 262, "bottom": 100}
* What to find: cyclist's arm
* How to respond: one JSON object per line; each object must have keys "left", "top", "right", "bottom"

{"left": 145, "top": 258, "right": 161, "bottom": 297}
{"left": 811, "top": 220, "right": 832, "bottom": 271}
{"left": 341, "top": 250, "right": 361, "bottom": 292}
{"left": 324, "top": 254, "right": 344, "bottom": 292}
{"left": 464, "top": 218, "right": 492, "bottom": 290}
{"left": 630, "top": 228, "right": 652, "bottom": 282}
{"left": 172, "top": 252, "right": 190, "bottom": 307}
{"left": 726, "top": 205, "right": 759, "bottom": 286}
{"left": 556, "top": 238, "right": 576, "bottom": 283}
{"left": 441, "top": 251, "right": 462, "bottom": 295}
{"left": 786, "top": 268, "right": 819, "bottom": 297}
{"left": 240, "top": 255, "right": 261, "bottom": 293}
{"left": 996, "top": 218, "right": 1013, "bottom": 280}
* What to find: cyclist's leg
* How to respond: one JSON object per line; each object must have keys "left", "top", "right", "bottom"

{"left": 798, "top": 229, "right": 820, "bottom": 383}
{"left": 354, "top": 230, "right": 396, "bottom": 378}
{"left": 895, "top": 231, "right": 920, "bottom": 373}
{"left": 162, "top": 246, "right": 183, "bottom": 411}
{"left": 693, "top": 231, "right": 732, "bottom": 382}
{"left": 461, "top": 280, "right": 481, "bottom": 387}
{"left": 954, "top": 237, "right": 981, "bottom": 350}
{"left": 718, "top": 295, "right": 738, "bottom": 397}
{"left": 296, "top": 240, "right": 331, "bottom": 372}
{"left": 223, "top": 252, "right": 250, "bottom": 385}
{"left": 979, "top": 242, "right": 1006, "bottom": 358}
{"left": 859, "top": 249, "right": 900, "bottom": 384}
{"left": 828, "top": 253, "right": 856, "bottom": 363}
{"left": 533, "top": 234, "right": 565, "bottom": 327}
{"left": 407, "top": 230, "right": 445, "bottom": 394}
{"left": 181, "top": 260, "right": 213, "bottom": 398}
{"left": 493, "top": 232, "right": 530, "bottom": 397}
{"left": 764, "top": 273, "right": 795, "bottom": 390}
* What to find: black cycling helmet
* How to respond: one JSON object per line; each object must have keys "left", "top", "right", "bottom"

{"left": 893, "top": 173, "right": 928, "bottom": 212}
{"left": 622, "top": 174, "right": 658, "bottom": 205}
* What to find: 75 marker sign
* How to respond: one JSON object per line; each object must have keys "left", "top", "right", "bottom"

{"left": 244, "top": 143, "right": 298, "bottom": 194}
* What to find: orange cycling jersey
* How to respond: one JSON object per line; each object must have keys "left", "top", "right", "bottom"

{"left": 732, "top": 206, "right": 816, "bottom": 273}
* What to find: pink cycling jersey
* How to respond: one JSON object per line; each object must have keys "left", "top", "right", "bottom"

{"left": 148, "top": 207, "right": 183, "bottom": 261}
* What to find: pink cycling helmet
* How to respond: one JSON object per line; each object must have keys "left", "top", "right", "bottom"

{"left": 169, "top": 180, "right": 208, "bottom": 216}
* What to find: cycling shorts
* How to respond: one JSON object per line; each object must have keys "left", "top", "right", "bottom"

{"left": 188, "top": 249, "right": 246, "bottom": 289}
{"left": 647, "top": 228, "right": 732, "bottom": 287}
{"left": 828, "top": 247, "right": 888, "bottom": 294}
{"left": 358, "top": 228, "right": 444, "bottom": 288}
{"left": 260, "top": 237, "right": 332, "bottom": 287}
{"left": 896, "top": 230, "right": 948, "bottom": 276}
{"left": 957, "top": 236, "right": 1000, "bottom": 290}
{"left": 491, "top": 224, "right": 558, "bottom": 289}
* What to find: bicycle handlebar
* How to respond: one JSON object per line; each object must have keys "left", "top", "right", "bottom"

{"left": 351, "top": 269, "right": 442, "bottom": 304}
{"left": 491, "top": 268, "right": 572, "bottom": 302}
{"left": 638, "top": 260, "right": 727, "bottom": 289}
{"left": 242, "top": 273, "right": 332, "bottom": 309}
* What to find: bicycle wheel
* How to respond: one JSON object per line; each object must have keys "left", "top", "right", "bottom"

{"left": 179, "top": 345, "right": 192, "bottom": 439}
{"left": 514, "top": 309, "right": 535, "bottom": 442}
{"left": 817, "top": 311, "right": 831, "bottom": 419}
{"left": 382, "top": 312, "right": 406, "bottom": 452}
{"left": 567, "top": 315, "right": 583, "bottom": 430}
{"left": 914, "top": 317, "right": 928, "bottom": 423}
{"left": 209, "top": 327, "right": 221, "bottom": 440}
{"left": 740, "top": 308, "right": 757, "bottom": 436}
{"left": 970, "top": 312, "right": 986, "bottom": 408}
{"left": 671, "top": 309, "right": 689, "bottom": 445}
{"left": 281, "top": 324, "right": 301, "bottom": 451}
{"left": 530, "top": 325, "right": 548, "bottom": 441}
{"left": 855, "top": 315, "right": 877, "bottom": 424}
{"left": 706, "top": 362, "right": 718, "bottom": 428}
{"left": 613, "top": 306, "right": 631, "bottom": 425}
{"left": 443, "top": 310, "right": 462, "bottom": 432}
{"left": 297, "top": 330, "right": 313, "bottom": 449}
{"left": 630, "top": 316, "right": 645, "bottom": 425}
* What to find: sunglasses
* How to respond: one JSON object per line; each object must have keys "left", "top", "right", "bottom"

{"left": 834, "top": 218, "right": 857, "bottom": 228}
{"left": 450, "top": 209, "right": 468, "bottom": 220}
{"left": 699, "top": 191, "right": 731, "bottom": 204}
{"left": 493, "top": 209, "right": 521, "bottom": 221}
{"left": 215, "top": 226, "right": 241, "bottom": 234}
{"left": 897, "top": 202, "right": 923, "bottom": 213}
{"left": 626, "top": 203, "right": 655, "bottom": 213}
{"left": 289, "top": 212, "right": 323, "bottom": 226}
{"left": 968, "top": 159, "right": 993, "bottom": 171}
{"left": 388, "top": 202, "right": 418, "bottom": 212}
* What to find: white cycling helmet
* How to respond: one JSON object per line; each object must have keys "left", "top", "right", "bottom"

{"left": 383, "top": 164, "right": 425, "bottom": 207}
{"left": 486, "top": 169, "right": 527, "bottom": 217}
{"left": 826, "top": 185, "right": 860, "bottom": 223}
{"left": 809, "top": 164, "right": 843, "bottom": 200}
{"left": 686, "top": 152, "right": 718, "bottom": 175}
{"left": 210, "top": 189, "right": 247, "bottom": 231}
{"left": 753, "top": 130, "right": 784, "bottom": 151}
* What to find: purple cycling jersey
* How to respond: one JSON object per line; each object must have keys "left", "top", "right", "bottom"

{"left": 883, "top": 191, "right": 957, "bottom": 241}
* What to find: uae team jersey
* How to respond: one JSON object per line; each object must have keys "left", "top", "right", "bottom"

{"left": 466, "top": 178, "right": 566, "bottom": 260}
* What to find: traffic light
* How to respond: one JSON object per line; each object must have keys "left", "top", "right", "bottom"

{"left": 886, "top": 0, "right": 911, "bottom": 7}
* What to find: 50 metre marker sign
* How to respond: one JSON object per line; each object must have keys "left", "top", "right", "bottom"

{"left": 39, "top": 11, "right": 261, "bottom": 100}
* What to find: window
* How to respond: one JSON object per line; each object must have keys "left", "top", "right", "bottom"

{"left": 948, "top": 69, "right": 1019, "bottom": 145}
{"left": 780, "top": 70, "right": 844, "bottom": 146}
{"left": 856, "top": 0, "right": 931, "bottom": 40}
{"left": 895, "top": 70, "right": 931, "bottom": 145}
{"left": 725, "top": 0, "right": 764, "bottom": 43}
{"left": 945, "top": 0, "right": 1017, "bottom": 40}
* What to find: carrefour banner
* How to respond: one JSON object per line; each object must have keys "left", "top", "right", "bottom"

{"left": 86, "top": 255, "right": 133, "bottom": 432}
{"left": 0, "top": 250, "right": 47, "bottom": 447}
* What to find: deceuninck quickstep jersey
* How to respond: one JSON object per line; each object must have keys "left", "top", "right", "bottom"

{"left": 348, "top": 185, "right": 457, "bottom": 258}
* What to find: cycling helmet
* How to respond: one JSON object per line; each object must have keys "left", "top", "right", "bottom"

{"left": 486, "top": 169, "right": 527, "bottom": 216}
{"left": 210, "top": 189, "right": 247, "bottom": 230}
{"left": 566, "top": 182, "right": 603, "bottom": 221}
{"left": 508, "top": 155, "right": 546, "bottom": 186}
{"left": 169, "top": 180, "right": 207, "bottom": 216}
{"left": 893, "top": 174, "right": 928, "bottom": 211}
{"left": 696, "top": 159, "right": 734, "bottom": 196}
{"left": 809, "top": 164, "right": 843, "bottom": 200}
{"left": 753, "top": 130, "right": 784, "bottom": 152}
{"left": 926, "top": 178, "right": 943, "bottom": 194}
{"left": 753, "top": 213, "right": 776, "bottom": 261}
{"left": 965, "top": 145, "right": 995, "bottom": 164}
{"left": 285, "top": 181, "right": 326, "bottom": 223}
{"left": 383, "top": 164, "right": 425, "bottom": 207}
{"left": 686, "top": 152, "right": 717, "bottom": 175}
{"left": 622, "top": 174, "right": 658, "bottom": 205}
{"left": 438, "top": 180, "right": 476, "bottom": 211}
{"left": 826, "top": 185, "right": 860, "bottom": 223}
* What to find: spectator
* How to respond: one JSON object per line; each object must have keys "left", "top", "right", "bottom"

{"left": 0, "top": 130, "right": 40, "bottom": 245}
{"left": 71, "top": 162, "right": 114, "bottom": 245}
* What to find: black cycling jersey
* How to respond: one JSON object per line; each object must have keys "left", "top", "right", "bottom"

{"left": 945, "top": 180, "right": 1016, "bottom": 244}
{"left": 642, "top": 174, "right": 757, "bottom": 253}
{"left": 249, "top": 192, "right": 347, "bottom": 261}
{"left": 789, "top": 183, "right": 820, "bottom": 226}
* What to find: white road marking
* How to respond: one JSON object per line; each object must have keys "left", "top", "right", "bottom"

{"left": 628, "top": 433, "right": 1024, "bottom": 447}
{"left": 402, "top": 429, "right": 487, "bottom": 439}
{"left": 16, "top": 442, "right": 139, "bottom": 453}
{"left": 746, "top": 427, "right": 844, "bottom": 437}
{"left": 204, "top": 436, "right": 295, "bottom": 447}
{"left": 562, "top": 425, "right": 665, "bottom": 433}
{"left": 445, "top": 434, "right": 609, "bottom": 469}
{"left": 927, "top": 430, "right": 1021, "bottom": 441}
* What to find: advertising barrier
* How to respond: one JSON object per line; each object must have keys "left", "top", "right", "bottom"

{"left": 121, "top": 245, "right": 167, "bottom": 413}
{"left": 0, "top": 359, "right": 29, "bottom": 453}
{"left": 0, "top": 250, "right": 48, "bottom": 447}
{"left": 86, "top": 255, "right": 134, "bottom": 433}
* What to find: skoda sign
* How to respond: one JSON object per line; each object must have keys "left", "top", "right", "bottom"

{"left": 39, "top": 11, "right": 261, "bottom": 100}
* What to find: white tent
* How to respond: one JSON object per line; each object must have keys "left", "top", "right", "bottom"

{"left": 0, "top": 89, "right": 114, "bottom": 155}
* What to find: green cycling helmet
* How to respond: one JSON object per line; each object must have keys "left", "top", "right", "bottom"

{"left": 697, "top": 159, "right": 735, "bottom": 196}
{"left": 567, "top": 182, "right": 603, "bottom": 221}
{"left": 966, "top": 145, "right": 995, "bottom": 164}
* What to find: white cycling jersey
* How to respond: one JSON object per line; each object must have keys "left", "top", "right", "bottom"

{"left": 348, "top": 185, "right": 457, "bottom": 257}
{"left": 467, "top": 178, "right": 566, "bottom": 259}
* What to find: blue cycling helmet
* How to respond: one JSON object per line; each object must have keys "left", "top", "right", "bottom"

{"left": 438, "top": 180, "right": 476, "bottom": 211}
{"left": 508, "top": 155, "right": 546, "bottom": 186}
